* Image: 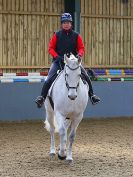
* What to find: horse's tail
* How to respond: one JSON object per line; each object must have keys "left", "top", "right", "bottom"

{"left": 44, "top": 116, "right": 59, "bottom": 133}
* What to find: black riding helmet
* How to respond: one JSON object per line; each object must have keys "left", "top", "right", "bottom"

{"left": 61, "top": 13, "right": 73, "bottom": 23}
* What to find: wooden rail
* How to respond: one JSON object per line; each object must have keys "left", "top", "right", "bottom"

{"left": 81, "top": 14, "right": 133, "bottom": 19}
{"left": 0, "top": 66, "right": 49, "bottom": 69}
{"left": 0, "top": 11, "right": 60, "bottom": 16}
{"left": 0, "top": 65, "right": 133, "bottom": 69}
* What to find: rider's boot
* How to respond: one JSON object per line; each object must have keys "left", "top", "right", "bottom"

{"left": 88, "top": 80, "right": 100, "bottom": 105}
{"left": 35, "top": 72, "right": 58, "bottom": 108}
{"left": 35, "top": 96, "right": 45, "bottom": 108}
{"left": 35, "top": 77, "right": 55, "bottom": 108}
{"left": 35, "top": 81, "right": 50, "bottom": 108}
{"left": 81, "top": 66, "right": 100, "bottom": 105}
{"left": 89, "top": 90, "right": 100, "bottom": 105}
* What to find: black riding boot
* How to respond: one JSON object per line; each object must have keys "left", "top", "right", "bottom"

{"left": 35, "top": 73, "right": 58, "bottom": 108}
{"left": 81, "top": 67, "right": 100, "bottom": 105}
{"left": 35, "top": 60, "right": 64, "bottom": 108}
{"left": 35, "top": 77, "right": 56, "bottom": 108}
{"left": 35, "top": 81, "right": 51, "bottom": 108}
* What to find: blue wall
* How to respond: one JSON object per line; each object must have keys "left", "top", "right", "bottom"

{"left": 0, "top": 82, "right": 133, "bottom": 121}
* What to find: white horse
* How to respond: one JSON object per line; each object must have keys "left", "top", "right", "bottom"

{"left": 44, "top": 54, "right": 89, "bottom": 163}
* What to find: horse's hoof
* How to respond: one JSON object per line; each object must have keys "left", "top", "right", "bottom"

{"left": 49, "top": 153, "right": 56, "bottom": 160}
{"left": 58, "top": 154, "right": 66, "bottom": 160}
{"left": 66, "top": 158, "right": 73, "bottom": 164}
{"left": 50, "top": 153, "right": 56, "bottom": 157}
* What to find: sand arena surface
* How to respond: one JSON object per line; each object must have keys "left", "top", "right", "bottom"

{"left": 0, "top": 118, "right": 133, "bottom": 177}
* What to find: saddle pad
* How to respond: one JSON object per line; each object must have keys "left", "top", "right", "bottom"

{"left": 48, "top": 70, "right": 63, "bottom": 97}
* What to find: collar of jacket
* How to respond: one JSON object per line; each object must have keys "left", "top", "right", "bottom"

{"left": 62, "top": 29, "right": 73, "bottom": 35}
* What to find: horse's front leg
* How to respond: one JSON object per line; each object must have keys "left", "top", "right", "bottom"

{"left": 45, "top": 107, "right": 56, "bottom": 156}
{"left": 49, "top": 126, "right": 56, "bottom": 156}
{"left": 55, "top": 112, "right": 67, "bottom": 160}
{"left": 66, "top": 114, "right": 83, "bottom": 163}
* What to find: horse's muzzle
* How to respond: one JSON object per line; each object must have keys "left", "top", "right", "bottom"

{"left": 68, "top": 95, "right": 77, "bottom": 100}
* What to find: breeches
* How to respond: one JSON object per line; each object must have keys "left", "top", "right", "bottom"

{"left": 41, "top": 61, "right": 64, "bottom": 97}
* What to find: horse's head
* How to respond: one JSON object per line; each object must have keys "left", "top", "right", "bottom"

{"left": 64, "top": 54, "right": 81, "bottom": 100}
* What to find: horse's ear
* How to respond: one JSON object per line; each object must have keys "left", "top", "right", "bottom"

{"left": 64, "top": 54, "right": 69, "bottom": 64}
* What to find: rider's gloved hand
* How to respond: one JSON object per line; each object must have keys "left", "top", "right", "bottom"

{"left": 76, "top": 54, "right": 82, "bottom": 60}
{"left": 54, "top": 56, "right": 63, "bottom": 63}
{"left": 76, "top": 54, "right": 82, "bottom": 63}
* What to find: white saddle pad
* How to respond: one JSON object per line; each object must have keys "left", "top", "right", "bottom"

{"left": 48, "top": 70, "right": 63, "bottom": 97}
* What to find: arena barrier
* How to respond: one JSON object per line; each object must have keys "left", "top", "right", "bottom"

{"left": 0, "top": 69, "right": 133, "bottom": 83}
{"left": 0, "top": 69, "right": 133, "bottom": 121}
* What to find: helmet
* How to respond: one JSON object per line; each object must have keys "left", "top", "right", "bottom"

{"left": 61, "top": 13, "right": 72, "bottom": 23}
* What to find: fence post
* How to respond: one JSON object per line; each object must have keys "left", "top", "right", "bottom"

{"left": 74, "top": 0, "right": 80, "bottom": 33}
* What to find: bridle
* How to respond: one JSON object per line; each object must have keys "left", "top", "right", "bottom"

{"left": 65, "top": 64, "right": 80, "bottom": 91}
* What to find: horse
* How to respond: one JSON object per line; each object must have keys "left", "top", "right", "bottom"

{"left": 44, "top": 54, "right": 89, "bottom": 163}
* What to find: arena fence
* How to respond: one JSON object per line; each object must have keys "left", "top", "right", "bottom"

{"left": 0, "top": 0, "right": 64, "bottom": 73}
{"left": 81, "top": 0, "right": 133, "bottom": 68}
{"left": 0, "top": 0, "right": 133, "bottom": 72}
{"left": 0, "top": 68, "right": 133, "bottom": 83}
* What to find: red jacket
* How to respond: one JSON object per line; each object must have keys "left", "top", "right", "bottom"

{"left": 48, "top": 30, "right": 85, "bottom": 58}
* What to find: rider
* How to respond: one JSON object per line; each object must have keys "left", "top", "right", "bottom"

{"left": 35, "top": 13, "right": 100, "bottom": 108}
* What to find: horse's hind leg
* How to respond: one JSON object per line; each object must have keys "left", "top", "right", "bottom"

{"left": 66, "top": 114, "right": 83, "bottom": 163}
{"left": 45, "top": 109, "right": 56, "bottom": 156}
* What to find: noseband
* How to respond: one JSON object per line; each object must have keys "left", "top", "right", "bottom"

{"left": 65, "top": 64, "right": 80, "bottom": 91}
